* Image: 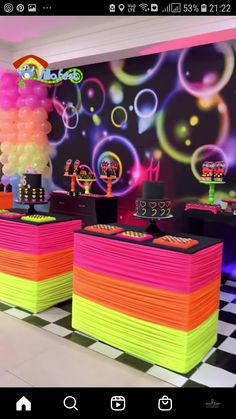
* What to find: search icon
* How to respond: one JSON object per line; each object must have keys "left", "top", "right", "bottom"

{"left": 63, "top": 396, "right": 78, "bottom": 411}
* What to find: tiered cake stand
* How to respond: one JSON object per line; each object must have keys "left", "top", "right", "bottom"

{"left": 15, "top": 200, "right": 48, "bottom": 215}
{"left": 134, "top": 213, "right": 173, "bottom": 234}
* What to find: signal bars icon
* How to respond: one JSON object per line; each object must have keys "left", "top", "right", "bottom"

{"left": 162, "top": 3, "right": 181, "bottom": 13}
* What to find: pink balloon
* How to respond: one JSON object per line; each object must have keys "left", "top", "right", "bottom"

{"left": 25, "top": 94, "right": 41, "bottom": 109}
{"left": 0, "top": 73, "right": 18, "bottom": 88}
{"left": 18, "top": 84, "right": 34, "bottom": 97}
{"left": 33, "top": 85, "right": 48, "bottom": 98}
{"left": 16, "top": 97, "right": 26, "bottom": 108}
{"left": 0, "top": 97, "right": 16, "bottom": 110}
{"left": 40, "top": 121, "right": 52, "bottom": 134}
{"left": 18, "top": 107, "right": 32, "bottom": 120}
{"left": 4, "top": 87, "right": 19, "bottom": 99}
{"left": 40, "top": 98, "right": 52, "bottom": 112}
{"left": 32, "top": 107, "right": 47, "bottom": 122}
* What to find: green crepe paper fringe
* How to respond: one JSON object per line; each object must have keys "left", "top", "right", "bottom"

{"left": 0, "top": 272, "right": 72, "bottom": 313}
{"left": 72, "top": 294, "right": 218, "bottom": 373}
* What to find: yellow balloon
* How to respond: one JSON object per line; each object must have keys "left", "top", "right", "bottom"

{"left": 8, "top": 153, "right": 18, "bottom": 164}
{"left": 0, "top": 153, "right": 8, "bottom": 164}
{"left": 1, "top": 142, "right": 13, "bottom": 154}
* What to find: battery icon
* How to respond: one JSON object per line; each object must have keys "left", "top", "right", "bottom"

{"left": 201, "top": 4, "right": 207, "bottom": 12}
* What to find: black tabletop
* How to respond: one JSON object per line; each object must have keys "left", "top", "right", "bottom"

{"left": 51, "top": 191, "right": 118, "bottom": 201}
{"left": 75, "top": 224, "right": 223, "bottom": 255}
{"left": 0, "top": 209, "right": 81, "bottom": 226}
{"left": 185, "top": 209, "right": 236, "bottom": 225}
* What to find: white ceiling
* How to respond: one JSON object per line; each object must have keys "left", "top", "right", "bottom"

{"left": 0, "top": 16, "right": 236, "bottom": 70}
{"left": 0, "top": 16, "right": 120, "bottom": 44}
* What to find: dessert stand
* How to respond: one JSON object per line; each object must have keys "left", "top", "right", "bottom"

{"left": 15, "top": 200, "right": 48, "bottom": 215}
{"left": 134, "top": 212, "right": 173, "bottom": 234}
{"left": 100, "top": 175, "right": 117, "bottom": 198}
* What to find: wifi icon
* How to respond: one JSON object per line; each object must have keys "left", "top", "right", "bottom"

{"left": 139, "top": 3, "right": 149, "bottom": 11}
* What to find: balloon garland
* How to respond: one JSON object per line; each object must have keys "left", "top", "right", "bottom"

{"left": 0, "top": 71, "right": 52, "bottom": 178}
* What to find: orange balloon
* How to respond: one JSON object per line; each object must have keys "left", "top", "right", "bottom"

{"left": 24, "top": 120, "right": 35, "bottom": 133}
{"left": 33, "top": 132, "right": 48, "bottom": 145}
{"left": 32, "top": 107, "right": 47, "bottom": 122}
{"left": 40, "top": 121, "right": 52, "bottom": 134}
{"left": 16, "top": 121, "right": 26, "bottom": 131}
{"left": 18, "top": 107, "right": 32, "bottom": 121}
{"left": 18, "top": 132, "right": 30, "bottom": 143}
{"left": 6, "top": 132, "right": 18, "bottom": 143}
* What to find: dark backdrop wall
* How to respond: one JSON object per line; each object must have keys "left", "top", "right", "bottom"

{"left": 49, "top": 40, "right": 236, "bottom": 235}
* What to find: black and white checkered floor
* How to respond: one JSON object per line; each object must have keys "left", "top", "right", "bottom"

{"left": 0, "top": 277, "right": 235, "bottom": 388}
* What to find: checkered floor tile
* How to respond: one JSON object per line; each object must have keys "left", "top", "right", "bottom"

{"left": 1, "top": 278, "right": 236, "bottom": 388}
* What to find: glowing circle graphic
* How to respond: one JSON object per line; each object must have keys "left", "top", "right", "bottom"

{"left": 92, "top": 135, "right": 141, "bottom": 196}
{"left": 134, "top": 89, "right": 158, "bottom": 119}
{"left": 191, "top": 144, "right": 229, "bottom": 181}
{"left": 62, "top": 103, "right": 79, "bottom": 129}
{"left": 156, "top": 90, "right": 229, "bottom": 164}
{"left": 111, "top": 106, "right": 128, "bottom": 128}
{"left": 110, "top": 54, "right": 165, "bottom": 86}
{"left": 80, "top": 78, "right": 106, "bottom": 115}
{"left": 178, "top": 43, "right": 234, "bottom": 97}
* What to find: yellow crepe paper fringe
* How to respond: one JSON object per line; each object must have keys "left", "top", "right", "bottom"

{"left": 0, "top": 272, "right": 73, "bottom": 313}
{"left": 72, "top": 294, "right": 218, "bottom": 373}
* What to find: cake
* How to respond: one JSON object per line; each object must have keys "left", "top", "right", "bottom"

{"left": 18, "top": 173, "right": 45, "bottom": 203}
{"left": 135, "top": 181, "right": 172, "bottom": 218}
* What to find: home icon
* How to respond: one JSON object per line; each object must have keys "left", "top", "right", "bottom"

{"left": 16, "top": 396, "right": 31, "bottom": 411}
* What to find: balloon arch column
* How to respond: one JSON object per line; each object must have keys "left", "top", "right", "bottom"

{"left": 0, "top": 71, "right": 53, "bottom": 183}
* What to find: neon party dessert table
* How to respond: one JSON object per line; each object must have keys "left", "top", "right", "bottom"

{"left": 72, "top": 225, "right": 223, "bottom": 373}
{"left": 0, "top": 211, "right": 82, "bottom": 313}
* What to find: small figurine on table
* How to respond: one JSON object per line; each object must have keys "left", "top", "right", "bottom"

{"left": 64, "top": 158, "right": 77, "bottom": 195}
{"left": 73, "top": 159, "right": 80, "bottom": 175}
{"left": 64, "top": 159, "right": 73, "bottom": 176}
{"left": 214, "top": 161, "right": 225, "bottom": 182}
{"left": 100, "top": 160, "right": 119, "bottom": 197}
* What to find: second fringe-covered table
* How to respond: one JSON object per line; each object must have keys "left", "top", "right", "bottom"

{"left": 72, "top": 226, "right": 223, "bottom": 373}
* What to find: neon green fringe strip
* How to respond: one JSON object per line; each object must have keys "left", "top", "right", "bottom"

{"left": 72, "top": 294, "right": 218, "bottom": 373}
{"left": 0, "top": 272, "right": 73, "bottom": 313}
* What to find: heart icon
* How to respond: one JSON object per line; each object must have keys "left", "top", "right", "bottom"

{"left": 140, "top": 201, "right": 146, "bottom": 208}
{"left": 166, "top": 201, "right": 171, "bottom": 208}
{"left": 158, "top": 201, "right": 166, "bottom": 209}
{"left": 149, "top": 202, "right": 157, "bottom": 209}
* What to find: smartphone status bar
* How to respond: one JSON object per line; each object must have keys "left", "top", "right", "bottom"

{"left": 0, "top": 2, "right": 235, "bottom": 16}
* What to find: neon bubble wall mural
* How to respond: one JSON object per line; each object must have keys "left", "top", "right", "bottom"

{"left": 41, "top": 39, "right": 236, "bottom": 278}
{"left": 47, "top": 40, "right": 236, "bottom": 222}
